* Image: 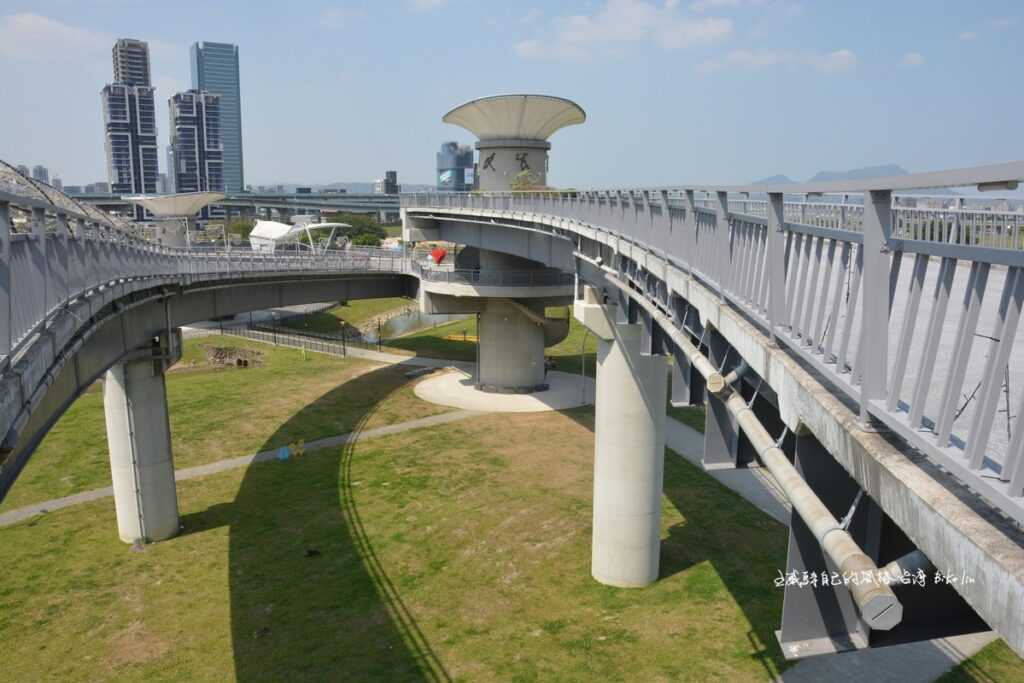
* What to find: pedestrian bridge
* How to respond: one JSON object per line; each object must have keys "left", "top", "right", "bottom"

{"left": 401, "top": 161, "right": 1024, "bottom": 658}
{"left": 3, "top": 157, "right": 1024, "bottom": 661}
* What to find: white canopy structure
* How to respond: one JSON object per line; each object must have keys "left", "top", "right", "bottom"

{"left": 249, "top": 220, "right": 350, "bottom": 253}
{"left": 442, "top": 94, "right": 586, "bottom": 191}
{"left": 123, "top": 192, "right": 227, "bottom": 248}
{"left": 442, "top": 94, "right": 586, "bottom": 141}
{"left": 123, "top": 192, "right": 226, "bottom": 218}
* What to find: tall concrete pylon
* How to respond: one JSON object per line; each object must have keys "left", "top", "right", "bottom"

{"left": 103, "top": 336, "right": 181, "bottom": 544}
{"left": 575, "top": 285, "right": 668, "bottom": 587}
{"left": 435, "top": 94, "right": 586, "bottom": 392}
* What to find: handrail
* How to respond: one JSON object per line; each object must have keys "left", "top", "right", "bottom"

{"left": 402, "top": 161, "right": 1024, "bottom": 525}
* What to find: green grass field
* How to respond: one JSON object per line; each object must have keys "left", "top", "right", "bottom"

{"left": 0, "top": 408, "right": 796, "bottom": 681}
{"left": 282, "top": 297, "right": 414, "bottom": 335}
{"left": 0, "top": 336, "right": 449, "bottom": 511}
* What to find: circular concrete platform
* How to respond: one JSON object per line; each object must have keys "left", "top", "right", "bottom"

{"left": 415, "top": 369, "right": 594, "bottom": 413}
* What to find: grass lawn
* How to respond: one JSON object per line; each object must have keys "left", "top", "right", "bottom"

{"left": 0, "top": 409, "right": 796, "bottom": 681}
{"left": 0, "top": 335, "right": 449, "bottom": 511}
{"left": 282, "top": 297, "right": 414, "bottom": 335}
{"left": 939, "top": 640, "right": 1024, "bottom": 682}
{"left": 383, "top": 224, "right": 403, "bottom": 237}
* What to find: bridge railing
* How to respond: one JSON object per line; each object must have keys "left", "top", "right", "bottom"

{"left": 0, "top": 177, "right": 410, "bottom": 369}
{"left": 401, "top": 162, "right": 1024, "bottom": 520}
{"left": 411, "top": 260, "right": 573, "bottom": 287}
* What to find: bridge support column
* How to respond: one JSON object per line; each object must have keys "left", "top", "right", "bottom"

{"left": 670, "top": 346, "right": 704, "bottom": 407}
{"left": 777, "top": 428, "right": 880, "bottom": 658}
{"left": 703, "top": 329, "right": 743, "bottom": 469}
{"left": 103, "top": 334, "right": 182, "bottom": 544}
{"left": 590, "top": 316, "right": 667, "bottom": 587}
{"left": 477, "top": 299, "right": 546, "bottom": 392}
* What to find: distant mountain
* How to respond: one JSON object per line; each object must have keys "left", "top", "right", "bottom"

{"left": 807, "top": 164, "right": 909, "bottom": 183}
{"left": 752, "top": 174, "right": 797, "bottom": 185}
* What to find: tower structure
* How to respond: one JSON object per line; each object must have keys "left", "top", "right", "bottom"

{"left": 409, "top": 95, "right": 585, "bottom": 393}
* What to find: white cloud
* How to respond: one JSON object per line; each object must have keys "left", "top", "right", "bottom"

{"left": 958, "top": 31, "right": 978, "bottom": 41}
{"left": 698, "top": 47, "right": 857, "bottom": 74}
{"left": 0, "top": 13, "right": 109, "bottom": 62}
{"left": 409, "top": 0, "right": 447, "bottom": 10}
{"left": 989, "top": 17, "right": 1017, "bottom": 30}
{"left": 900, "top": 51, "right": 924, "bottom": 67}
{"left": 319, "top": 6, "right": 367, "bottom": 28}
{"left": 517, "top": 0, "right": 733, "bottom": 61}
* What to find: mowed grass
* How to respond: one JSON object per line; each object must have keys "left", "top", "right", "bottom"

{"left": 939, "top": 640, "right": 1024, "bottom": 682}
{"left": 281, "top": 297, "right": 414, "bottom": 335}
{"left": 0, "top": 336, "right": 450, "bottom": 511}
{"left": 0, "top": 409, "right": 795, "bottom": 681}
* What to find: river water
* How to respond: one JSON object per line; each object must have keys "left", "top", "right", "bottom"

{"left": 363, "top": 310, "right": 471, "bottom": 343}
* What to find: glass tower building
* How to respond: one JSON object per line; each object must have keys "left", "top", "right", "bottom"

{"left": 436, "top": 141, "right": 474, "bottom": 191}
{"left": 191, "top": 42, "right": 244, "bottom": 192}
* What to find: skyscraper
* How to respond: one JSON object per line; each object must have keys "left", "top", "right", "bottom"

{"left": 168, "top": 89, "right": 224, "bottom": 221}
{"left": 102, "top": 39, "right": 158, "bottom": 218}
{"left": 101, "top": 83, "right": 159, "bottom": 200}
{"left": 31, "top": 165, "right": 49, "bottom": 184}
{"left": 112, "top": 38, "right": 151, "bottom": 87}
{"left": 191, "top": 42, "right": 244, "bottom": 192}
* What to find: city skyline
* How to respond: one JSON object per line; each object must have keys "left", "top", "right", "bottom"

{"left": 1, "top": 1, "right": 1022, "bottom": 188}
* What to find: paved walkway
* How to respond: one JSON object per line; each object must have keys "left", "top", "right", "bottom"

{"left": 415, "top": 368, "right": 595, "bottom": 413}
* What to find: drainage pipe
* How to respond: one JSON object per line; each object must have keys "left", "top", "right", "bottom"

{"left": 603, "top": 272, "right": 903, "bottom": 630}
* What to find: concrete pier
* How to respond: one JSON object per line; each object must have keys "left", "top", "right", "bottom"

{"left": 591, "top": 321, "right": 668, "bottom": 587}
{"left": 103, "top": 352, "right": 179, "bottom": 544}
{"left": 477, "top": 298, "right": 546, "bottom": 392}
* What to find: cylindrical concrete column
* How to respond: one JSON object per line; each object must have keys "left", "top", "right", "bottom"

{"left": 478, "top": 298, "right": 546, "bottom": 392}
{"left": 103, "top": 357, "right": 179, "bottom": 544}
{"left": 592, "top": 322, "right": 668, "bottom": 587}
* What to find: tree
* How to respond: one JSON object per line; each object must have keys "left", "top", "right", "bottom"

{"left": 351, "top": 233, "right": 382, "bottom": 247}
{"left": 227, "top": 218, "right": 255, "bottom": 240}
{"left": 324, "top": 212, "right": 386, "bottom": 242}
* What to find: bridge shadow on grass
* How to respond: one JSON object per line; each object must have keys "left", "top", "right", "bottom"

{"left": 181, "top": 363, "right": 449, "bottom": 682}
{"left": 564, "top": 409, "right": 790, "bottom": 679}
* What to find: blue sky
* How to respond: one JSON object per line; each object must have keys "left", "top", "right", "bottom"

{"left": 1, "top": 1, "right": 1021, "bottom": 188}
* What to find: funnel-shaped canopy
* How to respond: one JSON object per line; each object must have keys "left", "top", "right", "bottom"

{"left": 443, "top": 94, "right": 585, "bottom": 141}
{"left": 124, "top": 192, "right": 226, "bottom": 218}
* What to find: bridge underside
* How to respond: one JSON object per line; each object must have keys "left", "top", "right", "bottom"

{"left": 0, "top": 271, "right": 416, "bottom": 501}
{"left": 404, "top": 205, "right": 1024, "bottom": 660}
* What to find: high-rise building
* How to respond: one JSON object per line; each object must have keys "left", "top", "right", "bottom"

{"left": 31, "top": 165, "right": 49, "bottom": 184}
{"left": 102, "top": 39, "right": 158, "bottom": 219}
{"left": 101, "top": 83, "right": 159, "bottom": 205}
{"left": 52, "top": 177, "right": 63, "bottom": 191}
{"left": 112, "top": 38, "right": 151, "bottom": 86}
{"left": 374, "top": 171, "right": 399, "bottom": 194}
{"left": 168, "top": 89, "right": 224, "bottom": 221}
{"left": 191, "top": 42, "right": 244, "bottom": 192}
{"left": 436, "top": 142, "right": 474, "bottom": 191}
{"left": 15, "top": 165, "right": 29, "bottom": 176}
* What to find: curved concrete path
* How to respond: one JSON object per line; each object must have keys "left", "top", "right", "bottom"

{"left": 414, "top": 369, "right": 595, "bottom": 413}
